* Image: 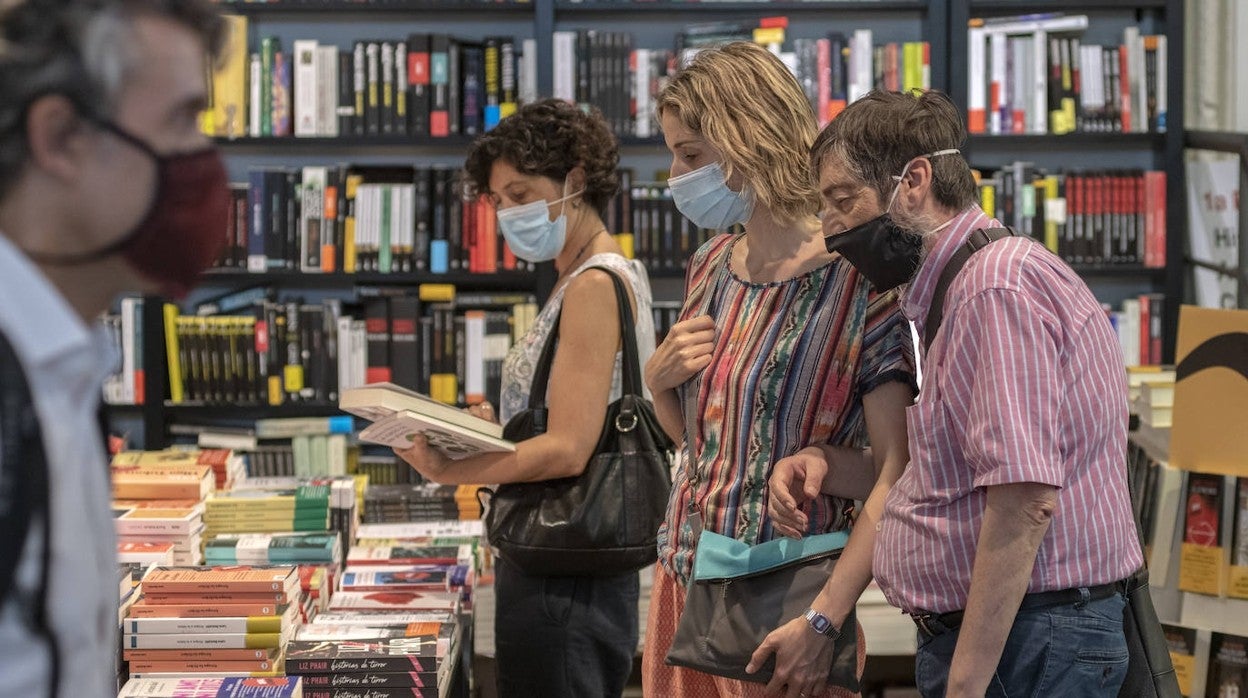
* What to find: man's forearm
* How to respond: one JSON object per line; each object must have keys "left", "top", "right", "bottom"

{"left": 947, "top": 482, "right": 1057, "bottom": 697}
{"left": 811, "top": 445, "right": 875, "bottom": 501}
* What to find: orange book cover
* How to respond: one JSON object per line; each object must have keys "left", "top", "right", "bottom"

{"left": 127, "top": 657, "right": 280, "bottom": 673}
{"left": 112, "top": 449, "right": 231, "bottom": 468}
{"left": 141, "top": 566, "right": 298, "bottom": 594}
{"left": 123, "top": 647, "right": 277, "bottom": 662}
{"left": 140, "top": 591, "right": 294, "bottom": 605}
{"left": 127, "top": 598, "right": 285, "bottom": 618}
{"left": 112, "top": 466, "right": 213, "bottom": 500}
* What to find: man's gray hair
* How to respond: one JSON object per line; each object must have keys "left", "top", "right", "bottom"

{"left": 0, "top": 0, "right": 226, "bottom": 198}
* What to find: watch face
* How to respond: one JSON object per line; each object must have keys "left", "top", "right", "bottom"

{"left": 806, "top": 610, "right": 831, "bottom": 634}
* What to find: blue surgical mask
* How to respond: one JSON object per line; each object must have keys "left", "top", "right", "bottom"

{"left": 496, "top": 179, "right": 582, "bottom": 263}
{"left": 668, "top": 162, "right": 753, "bottom": 231}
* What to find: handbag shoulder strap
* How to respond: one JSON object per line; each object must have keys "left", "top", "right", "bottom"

{"left": 923, "top": 226, "right": 1020, "bottom": 351}
{"left": 526, "top": 264, "right": 642, "bottom": 409}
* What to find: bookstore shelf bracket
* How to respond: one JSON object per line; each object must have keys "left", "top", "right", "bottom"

{"left": 1184, "top": 130, "right": 1248, "bottom": 310}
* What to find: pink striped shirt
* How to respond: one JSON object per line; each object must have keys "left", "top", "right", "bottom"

{"left": 873, "top": 206, "right": 1144, "bottom": 614}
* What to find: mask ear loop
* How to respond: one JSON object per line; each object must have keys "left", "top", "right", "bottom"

{"left": 886, "top": 148, "right": 962, "bottom": 214}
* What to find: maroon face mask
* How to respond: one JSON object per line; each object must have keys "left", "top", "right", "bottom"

{"left": 30, "top": 119, "right": 229, "bottom": 299}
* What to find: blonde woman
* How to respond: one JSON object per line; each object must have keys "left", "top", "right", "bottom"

{"left": 642, "top": 42, "right": 915, "bottom": 698}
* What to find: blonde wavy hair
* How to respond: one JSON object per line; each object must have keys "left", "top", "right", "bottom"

{"left": 658, "top": 41, "right": 821, "bottom": 224}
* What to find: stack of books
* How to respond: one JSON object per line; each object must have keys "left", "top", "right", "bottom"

{"left": 114, "top": 448, "right": 246, "bottom": 491}
{"left": 362, "top": 483, "right": 482, "bottom": 524}
{"left": 203, "top": 486, "right": 332, "bottom": 539}
{"left": 113, "top": 451, "right": 220, "bottom": 566}
{"left": 285, "top": 614, "right": 460, "bottom": 698}
{"left": 347, "top": 520, "right": 484, "bottom": 611}
{"left": 204, "top": 533, "right": 342, "bottom": 567}
{"left": 116, "top": 565, "right": 144, "bottom": 691}
{"left": 122, "top": 566, "right": 303, "bottom": 680}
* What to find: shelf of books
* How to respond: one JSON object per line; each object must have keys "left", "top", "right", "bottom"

{"left": 948, "top": 0, "right": 1184, "bottom": 359}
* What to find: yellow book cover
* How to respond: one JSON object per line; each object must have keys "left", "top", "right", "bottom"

{"left": 206, "top": 15, "right": 249, "bottom": 138}
{"left": 1178, "top": 472, "right": 1226, "bottom": 596}
{"left": 344, "top": 174, "right": 362, "bottom": 273}
{"left": 162, "top": 304, "right": 183, "bottom": 404}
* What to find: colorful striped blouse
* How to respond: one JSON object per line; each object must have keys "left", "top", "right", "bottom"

{"left": 657, "top": 234, "right": 916, "bottom": 585}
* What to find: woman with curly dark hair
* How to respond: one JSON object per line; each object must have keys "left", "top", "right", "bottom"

{"left": 395, "top": 98, "right": 655, "bottom": 698}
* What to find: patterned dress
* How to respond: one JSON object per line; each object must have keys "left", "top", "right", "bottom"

{"left": 657, "top": 233, "right": 916, "bottom": 585}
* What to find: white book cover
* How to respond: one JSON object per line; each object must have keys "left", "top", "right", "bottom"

{"left": 1123, "top": 26, "right": 1144, "bottom": 133}
{"left": 520, "top": 38, "right": 538, "bottom": 105}
{"left": 293, "top": 40, "right": 319, "bottom": 137}
{"left": 357, "top": 409, "right": 514, "bottom": 460}
{"left": 849, "top": 29, "right": 872, "bottom": 104}
{"left": 633, "top": 48, "right": 652, "bottom": 139}
{"left": 124, "top": 605, "right": 296, "bottom": 635}
{"left": 463, "top": 311, "right": 485, "bottom": 405}
{"left": 356, "top": 520, "right": 484, "bottom": 540}
{"left": 248, "top": 53, "right": 262, "bottom": 138}
{"left": 120, "top": 297, "right": 138, "bottom": 404}
{"left": 123, "top": 631, "right": 286, "bottom": 650}
{"left": 316, "top": 45, "right": 339, "bottom": 137}
{"left": 328, "top": 590, "right": 460, "bottom": 613}
{"left": 1120, "top": 299, "right": 1142, "bottom": 366}
{"left": 340, "top": 382, "right": 504, "bottom": 438}
{"left": 967, "top": 26, "right": 986, "bottom": 133}
{"left": 981, "top": 14, "right": 1088, "bottom": 35}
{"left": 1010, "top": 36, "right": 1029, "bottom": 134}
{"left": 299, "top": 166, "right": 326, "bottom": 273}
{"left": 989, "top": 31, "right": 1006, "bottom": 134}
{"left": 552, "top": 31, "right": 576, "bottom": 103}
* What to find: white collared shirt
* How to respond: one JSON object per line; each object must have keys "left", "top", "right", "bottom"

{"left": 0, "top": 232, "right": 119, "bottom": 698}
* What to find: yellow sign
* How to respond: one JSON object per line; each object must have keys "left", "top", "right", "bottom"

{"left": 1178, "top": 543, "right": 1224, "bottom": 596}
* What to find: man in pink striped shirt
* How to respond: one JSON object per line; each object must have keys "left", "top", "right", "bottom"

{"left": 768, "top": 90, "right": 1143, "bottom": 698}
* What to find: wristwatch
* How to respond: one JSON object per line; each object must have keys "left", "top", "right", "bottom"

{"left": 803, "top": 608, "right": 841, "bottom": 640}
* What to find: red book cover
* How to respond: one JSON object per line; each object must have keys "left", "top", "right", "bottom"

{"left": 816, "top": 39, "right": 831, "bottom": 127}
{"left": 1146, "top": 171, "right": 1167, "bottom": 268}
{"left": 1185, "top": 473, "right": 1224, "bottom": 548}
{"left": 1138, "top": 294, "right": 1152, "bottom": 365}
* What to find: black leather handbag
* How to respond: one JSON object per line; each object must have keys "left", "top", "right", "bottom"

{"left": 481, "top": 267, "right": 674, "bottom": 577}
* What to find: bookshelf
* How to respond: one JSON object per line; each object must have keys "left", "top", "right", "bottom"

{"left": 113, "top": 0, "right": 1187, "bottom": 432}
{"left": 948, "top": 0, "right": 1185, "bottom": 362}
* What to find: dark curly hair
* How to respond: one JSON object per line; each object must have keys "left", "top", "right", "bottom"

{"left": 463, "top": 98, "right": 619, "bottom": 214}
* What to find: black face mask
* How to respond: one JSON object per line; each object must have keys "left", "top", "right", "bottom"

{"left": 824, "top": 213, "right": 923, "bottom": 292}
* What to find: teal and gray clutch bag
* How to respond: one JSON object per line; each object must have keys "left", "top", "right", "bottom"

{"left": 666, "top": 530, "right": 860, "bottom": 690}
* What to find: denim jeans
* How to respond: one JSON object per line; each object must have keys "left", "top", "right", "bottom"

{"left": 914, "top": 592, "right": 1128, "bottom": 698}
{"left": 494, "top": 557, "right": 639, "bottom": 698}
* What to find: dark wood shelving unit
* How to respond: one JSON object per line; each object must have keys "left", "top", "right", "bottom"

{"left": 201, "top": 269, "right": 540, "bottom": 289}
{"left": 965, "top": 132, "right": 1166, "bottom": 149}
{"left": 969, "top": 0, "right": 1165, "bottom": 10}
{"left": 218, "top": 1, "right": 533, "bottom": 15}
{"left": 163, "top": 403, "right": 349, "bottom": 419}
{"left": 554, "top": 1, "right": 926, "bottom": 13}
{"left": 213, "top": 135, "right": 477, "bottom": 148}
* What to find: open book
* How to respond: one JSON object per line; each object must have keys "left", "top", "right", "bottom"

{"left": 340, "top": 383, "right": 514, "bottom": 460}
